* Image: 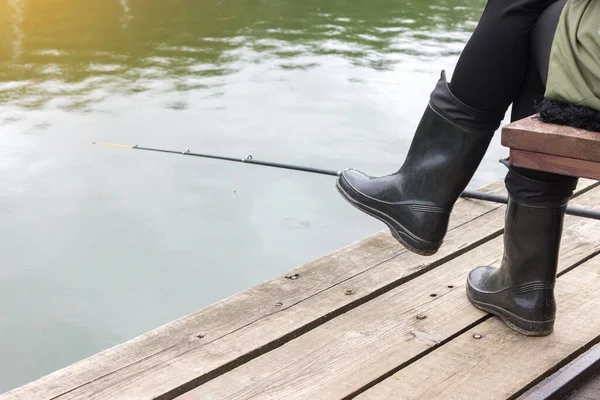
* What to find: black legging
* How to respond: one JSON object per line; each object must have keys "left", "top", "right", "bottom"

{"left": 451, "top": 0, "right": 561, "bottom": 115}
{"left": 452, "top": 0, "right": 577, "bottom": 203}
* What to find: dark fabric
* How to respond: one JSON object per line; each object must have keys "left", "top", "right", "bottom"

{"left": 537, "top": 98, "right": 600, "bottom": 132}
{"left": 511, "top": 0, "right": 566, "bottom": 122}
{"left": 484, "top": 0, "right": 579, "bottom": 201}
{"left": 450, "top": 0, "right": 562, "bottom": 116}
{"left": 430, "top": 71, "right": 503, "bottom": 134}
{"left": 501, "top": 159, "right": 577, "bottom": 204}
{"left": 531, "top": 0, "right": 566, "bottom": 85}
{"left": 510, "top": 48, "right": 545, "bottom": 123}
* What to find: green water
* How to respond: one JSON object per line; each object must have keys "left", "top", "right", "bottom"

{"left": 0, "top": 0, "right": 509, "bottom": 392}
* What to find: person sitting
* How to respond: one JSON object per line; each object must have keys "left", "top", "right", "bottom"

{"left": 336, "top": 0, "right": 599, "bottom": 336}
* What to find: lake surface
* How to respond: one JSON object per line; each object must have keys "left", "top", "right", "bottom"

{"left": 0, "top": 0, "right": 511, "bottom": 392}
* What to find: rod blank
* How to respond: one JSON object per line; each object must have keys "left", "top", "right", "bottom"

{"left": 93, "top": 141, "right": 600, "bottom": 221}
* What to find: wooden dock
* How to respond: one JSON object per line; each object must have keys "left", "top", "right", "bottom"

{"left": 3, "top": 179, "right": 600, "bottom": 400}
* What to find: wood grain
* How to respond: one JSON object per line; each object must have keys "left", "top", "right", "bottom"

{"left": 359, "top": 255, "right": 600, "bottom": 400}
{"left": 502, "top": 115, "right": 600, "bottom": 163}
{"left": 179, "top": 188, "right": 600, "bottom": 400}
{"left": 14, "top": 191, "right": 515, "bottom": 399}
{"left": 1, "top": 181, "right": 595, "bottom": 400}
{"left": 510, "top": 149, "right": 600, "bottom": 181}
{"left": 0, "top": 180, "right": 507, "bottom": 400}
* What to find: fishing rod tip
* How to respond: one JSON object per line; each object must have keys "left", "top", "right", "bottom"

{"left": 92, "top": 141, "right": 134, "bottom": 149}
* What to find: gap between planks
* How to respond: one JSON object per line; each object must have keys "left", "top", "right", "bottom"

{"left": 177, "top": 186, "right": 600, "bottom": 400}
{"left": 34, "top": 184, "right": 541, "bottom": 399}
{"left": 2, "top": 180, "right": 596, "bottom": 400}
{"left": 0, "top": 180, "right": 507, "bottom": 400}
{"left": 358, "top": 255, "right": 600, "bottom": 400}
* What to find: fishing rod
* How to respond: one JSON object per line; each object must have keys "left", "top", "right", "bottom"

{"left": 93, "top": 141, "right": 600, "bottom": 221}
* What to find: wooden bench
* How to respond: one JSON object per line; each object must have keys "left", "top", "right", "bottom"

{"left": 502, "top": 115, "right": 600, "bottom": 180}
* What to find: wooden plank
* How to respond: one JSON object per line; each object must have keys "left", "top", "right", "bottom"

{"left": 358, "top": 254, "right": 600, "bottom": 400}
{"left": 53, "top": 184, "right": 597, "bottom": 400}
{"left": 1, "top": 180, "right": 594, "bottom": 400}
{"left": 510, "top": 149, "right": 600, "bottom": 181}
{"left": 178, "top": 188, "right": 600, "bottom": 400}
{"left": 502, "top": 115, "right": 600, "bottom": 163}
{"left": 519, "top": 342, "right": 600, "bottom": 400}
{"left": 0, "top": 180, "right": 508, "bottom": 400}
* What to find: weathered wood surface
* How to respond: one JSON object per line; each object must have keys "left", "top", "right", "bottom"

{"left": 0, "top": 180, "right": 508, "bottom": 400}
{"left": 502, "top": 115, "right": 600, "bottom": 163}
{"left": 42, "top": 182, "right": 594, "bottom": 400}
{"left": 510, "top": 149, "right": 600, "bottom": 181}
{"left": 182, "top": 188, "right": 600, "bottom": 400}
{"left": 359, "top": 255, "right": 600, "bottom": 400}
{"left": 2, "top": 180, "right": 597, "bottom": 400}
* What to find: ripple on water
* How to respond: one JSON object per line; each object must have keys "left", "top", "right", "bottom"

{"left": 143, "top": 56, "right": 175, "bottom": 66}
{"left": 0, "top": 81, "right": 31, "bottom": 92}
{"left": 158, "top": 46, "right": 199, "bottom": 54}
{"left": 165, "top": 100, "right": 187, "bottom": 111}
{"left": 278, "top": 62, "right": 320, "bottom": 71}
{"left": 272, "top": 52, "right": 307, "bottom": 62}
{"left": 355, "top": 33, "right": 384, "bottom": 43}
{"left": 202, "top": 37, "right": 235, "bottom": 43}
{"left": 39, "top": 65, "right": 62, "bottom": 76}
{"left": 172, "top": 80, "right": 212, "bottom": 92}
{"left": 87, "top": 64, "right": 123, "bottom": 73}
{"left": 187, "top": 64, "right": 239, "bottom": 76}
{"left": 31, "top": 49, "right": 65, "bottom": 57}
{"left": 265, "top": 28, "right": 306, "bottom": 35}
{"left": 392, "top": 18, "right": 417, "bottom": 25}
{"left": 372, "top": 26, "right": 408, "bottom": 34}
{"left": 0, "top": 1, "right": 485, "bottom": 115}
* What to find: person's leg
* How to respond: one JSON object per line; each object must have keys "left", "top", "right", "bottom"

{"left": 467, "top": 0, "right": 579, "bottom": 337}
{"left": 505, "top": 0, "right": 577, "bottom": 197}
{"left": 451, "top": 0, "right": 561, "bottom": 115}
{"left": 336, "top": 0, "right": 559, "bottom": 256}
{"left": 466, "top": 168, "right": 573, "bottom": 336}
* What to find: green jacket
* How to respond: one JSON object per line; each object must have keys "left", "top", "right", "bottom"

{"left": 545, "top": 0, "right": 600, "bottom": 111}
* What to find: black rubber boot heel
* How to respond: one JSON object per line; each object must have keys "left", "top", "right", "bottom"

{"left": 336, "top": 181, "right": 440, "bottom": 256}
{"left": 466, "top": 290, "right": 555, "bottom": 337}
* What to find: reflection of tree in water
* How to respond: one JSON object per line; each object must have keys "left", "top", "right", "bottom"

{"left": 0, "top": 0, "right": 485, "bottom": 112}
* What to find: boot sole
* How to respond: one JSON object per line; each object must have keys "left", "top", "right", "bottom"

{"left": 466, "top": 292, "right": 554, "bottom": 337}
{"left": 336, "top": 180, "right": 440, "bottom": 256}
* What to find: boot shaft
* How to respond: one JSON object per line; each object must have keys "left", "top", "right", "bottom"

{"left": 466, "top": 194, "right": 567, "bottom": 336}
{"left": 501, "top": 196, "right": 567, "bottom": 285}
{"left": 397, "top": 106, "right": 492, "bottom": 208}
{"left": 397, "top": 71, "right": 501, "bottom": 208}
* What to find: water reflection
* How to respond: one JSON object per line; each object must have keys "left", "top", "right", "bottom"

{"left": 0, "top": 0, "right": 484, "bottom": 117}
{"left": 7, "top": 0, "right": 24, "bottom": 60}
{"left": 0, "top": 1, "right": 501, "bottom": 392}
{"left": 119, "top": 0, "right": 133, "bottom": 29}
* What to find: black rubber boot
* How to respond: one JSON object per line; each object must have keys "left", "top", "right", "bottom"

{"left": 466, "top": 167, "right": 572, "bottom": 337}
{"left": 336, "top": 71, "right": 503, "bottom": 255}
